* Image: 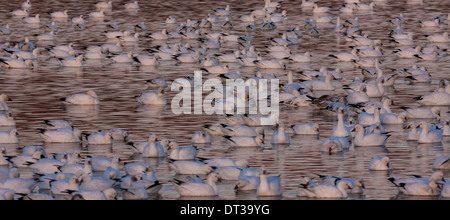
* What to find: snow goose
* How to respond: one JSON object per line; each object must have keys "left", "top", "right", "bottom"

{"left": 23, "top": 14, "right": 40, "bottom": 24}
{"left": 301, "top": 74, "right": 335, "bottom": 91}
{"left": 404, "top": 122, "right": 421, "bottom": 141}
{"left": 312, "top": 4, "right": 331, "bottom": 14}
{"left": 235, "top": 176, "right": 260, "bottom": 191}
{"left": 86, "top": 131, "right": 112, "bottom": 145}
{"left": 401, "top": 106, "right": 441, "bottom": 119}
{"left": 417, "top": 121, "right": 442, "bottom": 144}
{"left": 146, "top": 29, "right": 168, "bottom": 40}
{"left": 331, "top": 108, "right": 352, "bottom": 137}
{"left": 38, "top": 128, "right": 81, "bottom": 143}
{"left": 58, "top": 55, "right": 84, "bottom": 67}
{"left": 0, "top": 147, "right": 11, "bottom": 166}
{"left": 0, "top": 112, "right": 15, "bottom": 126}
{"left": 134, "top": 22, "right": 147, "bottom": 32}
{"left": 11, "top": 9, "right": 28, "bottom": 17}
{"left": 60, "top": 157, "right": 92, "bottom": 175}
{"left": 432, "top": 155, "right": 450, "bottom": 170}
{"left": 257, "top": 166, "right": 282, "bottom": 197}
{"left": 291, "top": 123, "right": 319, "bottom": 135}
{"left": 72, "top": 188, "right": 117, "bottom": 200}
{"left": 142, "top": 135, "right": 166, "bottom": 158}
{"left": 380, "top": 112, "right": 408, "bottom": 125}
{"left": 136, "top": 88, "right": 166, "bottom": 105}
{"left": 440, "top": 183, "right": 450, "bottom": 198}
{"left": 124, "top": 1, "right": 139, "bottom": 10}
{"left": 12, "top": 48, "right": 40, "bottom": 60}
{"left": 96, "top": 1, "right": 112, "bottom": 9}
{"left": 173, "top": 172, "right": 220, "bottom": 197}
{"left": 0, "top": 167, "right": 19, "bottom": 181}
{"left": 219, "top": 124, "right": 263, "bottom": 137}
{"left": 167, "top": 141, "right": 198, "bottom": 160}
{"left": 224, "top": 135, "right": 265, "bottom": 147}
{"left": 50, "top": 175, "right": 80, "bottom": 195}
{"left": 0, "top": 58, "right": 34, "bottom": 69}
{"left": 389, "top": 178, "right": 440, "bottom": 196}
{"left": 191, "top": 131, "right": 212, "bottom": 144}
{"left": 165, "top": 16, "right": 177, "bottom": 24}
{"left": 214, "top": 5, "right": 231, "bottom": 16}
{"left": 201, "top": 157, "right": 248, "bottom": 168}
{"left": 300, "top": 180, "right": 352, "bottom": 198}
{"left": 414, "top": 91, "right": 450, "bottom": 106}
{"left": 346, "top": 84, "right": 369, "bottom": 105}
{"left": 62, "top": 91, "right": 99, "bottom": 105}
{"left": 420, "top": 17, "right": 440, "bottom": 28}
{"left": 71, "top": 15, "right": 84, "bottom": 25}
{"left": 271, "top": 121, "right": 290, "bottom": 144}
{"left": 29, "top": 158, "right": 65, "bottom": 175}
{"left": 89, "top": 10, "right": 105, "bottom": 18}
{"left": 0, "top": 24, "right": 11, "bottom": 35}
{"left": 50, "top": 10, "right": 69, "bottom": 19}
{"left": 123, "top": 163, "right": 150, "bottom": 176}
{"left": 168, "top": 160, "right": 213, "bottom": 175}
{"left": 7, "top": 150, "right": 43, "bottom": 168}
{"left": 79, "top": 173, "right": 116, "bottom": 191}
{"left": 388, "top": 171, "right": 445, "bottom": 186}
{"left": 329, "top": 49, "right": 359, "bottom": 62}
{"left": 321, "top": 137, "right": 350, "bottom": 153}
{"left": 0, "top": 129, "right": 19, "bottom": 144}
{"left": 357, "top": 107, "right": 381, "bottom": 127}
{"left": 122, "top": 186, "right": 149, "bottom": 200}
{"left": 201, "top": 64, "right": 229, "bottom": 74}
{"left": 368, "top": 156, "right": 392, "bottom": 171}
{"left": 352, "top": 124, "right": 390, "bottom": 147}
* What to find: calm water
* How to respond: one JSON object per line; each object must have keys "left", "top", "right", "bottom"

{"left": 0, "top": 0, "right": 449, "bottom": 200}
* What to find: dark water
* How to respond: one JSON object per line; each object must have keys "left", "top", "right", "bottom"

{"left": 0, "top": 0, "right": 449, "bottom": 200}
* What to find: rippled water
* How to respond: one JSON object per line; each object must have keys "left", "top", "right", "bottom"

{"left": 0, "top": 0, "right": 449, "bottom": 200}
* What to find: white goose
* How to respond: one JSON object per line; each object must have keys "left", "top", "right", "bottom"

{"left": 173, "top": 172, "right": 220, "bottom": 197}
{"left": 191, "top": 131, "right": 212, "bottom": 144}
{"left": 352, "top": 124, "right": 390, "bottom": 147}
{"left": 72, "top": 188, "right": 117, "bottom": 200}
{"left": 0, "top": 57, "right": 34, "bottom": 69}
{"left": 142, "top": 135, "right": 166, "bottom": 158}
{"left": 38, "top": 128, "right": 81, "bottom": 143}
{"left": 168, "top": 160, "right": 213, "bottom": 175}
{"left": 432, "top": 155, "right": 450, "bottom": 170}
{"left": 167, "top": 141, "right": 198, "bottom": 160}
{"left": 224, "top": 135, "right": 265, "bottom": 147}
{"left": 331, "top": 107, "right": 352, "bottom": 138}
{"left": 417, "top": 121, "right": 442, "bottom": 144}
{"left": 62, "top": 91, "right": 99, "bottom": 105}
{"left": 357, "top": 107, "right": 382, "bottom": 127}
{"left": 0, "top": 129, "right": 19, "bottom": 144}
{"left": 271, "top": 121, "right": 290, "bottom": 144}
{"left": 299, "top": 179, "right": 352, "bottom": 198}
{"left": 257, "top": 166, "right": 282, "bottom": 197}
{"left": 291, "top": 123, "right": 319, "bottom": 135}
{"left": 136, "top": 88, "right": 166, "bottom": 105}
{"left": 368, "top": 156, "right": 392, "bottom": 171}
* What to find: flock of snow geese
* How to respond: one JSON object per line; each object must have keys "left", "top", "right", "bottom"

{"left": 0, "top": 0, "right": 449, "bottom": 200}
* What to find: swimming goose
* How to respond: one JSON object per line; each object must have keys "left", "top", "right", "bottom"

{"left": 235, "top": 176, "right": 260, "bottom": 191}
{"left": 291, "top": 123, "right": 319, "bottom": 135}
{"left": 414, "top": 91, "right": 450, "bottom": 106}
{"left": 29, "top": 158, "right": 65, "bottom": 175}
{"left": 417, "top": 121, "right": 442, "bottom": 144}
{"left": 389, "top": 178, "right": 440, "bottom": 196}
{"left": 86, "top": 131, "right": 112, "bottom": 145}
{"left": 432, "top": 155, "right": 450, "bottom": 170}
{"left": 96, "top": 1, "right": 112, "bottom": 9}
{"left": 299, "top": 179, "right": 352, "bottom": 198}
{"left": 146, "top": 29, "right": 168, "bottom": 40}
{"left": 380, "top": 112, "right": 408, "bottom": 125}
{"left": 167, "top": 141, "right": 198, "bottom": 160}
{"left": 58, "top": 55, "right": 84, "bottom": 67}
{"left": 123, "top": 163, "right": 151, "bottom": 176}
{"left": 331, "top": 107, "right": 352, "bottom": 138}
{"left": 312, "top": 4, "right": 331, "bottom": 14}
{"left": 388, "top": 171, "right": 445, "bottom": 186}
{"left": 0, "top": 111, "right": 15, "bottom": 126}
{"left": 23, "top": 14, "right": 40, "bottom": 24}
{"left": 60, "top": 157, "right": 92, "bottom": 175}
{"left": 257, "top": 166, "right": 282, "bottom": 197}
{"left": 214, "top": 5, "right": 231, "bottom": 16}
{"left": 0, "top": 129, "right": 19, "bottom": 144}
{"left": 358, "top": 107, "right": 382, "bottom": 127}
{"left": 0, "top": 58, "right": 34, "bottom": 69}
{"left": 71, "top": 15, "right": 84, "bottom": 24}
{"left": 72, "top": 188, "right": 117, "bottom": 200}
{"left": 404, "top": 122, "right": 421, "bottom": 141}
{"left": 224, "top": 135, "right": 265, "bottom": 147}
{"left": 50, "top": 175, "right": 80, "bottom": 195}
{"left": 124, "top": 1, "right": 139, "bottom": 10}
{"left": 301, "top": 73, "right": 335, "bottom": 91}
{"left": 169, "top": 160, "right": 213, "bottom": 175}
{"left": 191, "top": 131, "right": 212, "bottom": 144}
{"left": 50, "top": 10, "right": 69, "bottom": 19}
{"left": 271, "top": 121, "right": 290, "bottom": 144}
{"left": 142, "top": 135, "right": 166, "bottom": 158}
{"left": 173, "top": 172, "right": 220, "bottom": 197}
{"left": 201, "top": 157, "right": 248, "bottom": 168}
{"left": 346, "top": 84, "right": 369, "bottom": 105}
{"left": 38, "top": 128, "right": 82, "bottom": 143}
{"left": 352, "top": 124, "right": 390, "bottom": 147}
{"left": 136, "top": 88, "right": 166, "bottom": 105}
{"left": 369, "top": 156, "right": 392, "bottom": 171}
{"left": 89, "top": 10, "right": 105, "bottom": 18}
{"left": 11, "top": 9, "right": 28, "bottom": 17}
{"left": 0, "top": 167, "right": 19, "bottom": 181}
{"left": 62, "top": 91, "right": 99, "bottom": 105}
{"left": 420, "top": 17, "right": 441, "bottom": 28}
{"left": 401, "top": 106, "right": 441, "bottom": 119}
{"left": 79, "top": 173, "right": 116, "bottom": 191}
{"left": 7, "top": 149, "right": 44, "bottom": 167}
{"left": 329, "top": 49, "right": 359, "bottom": 62}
